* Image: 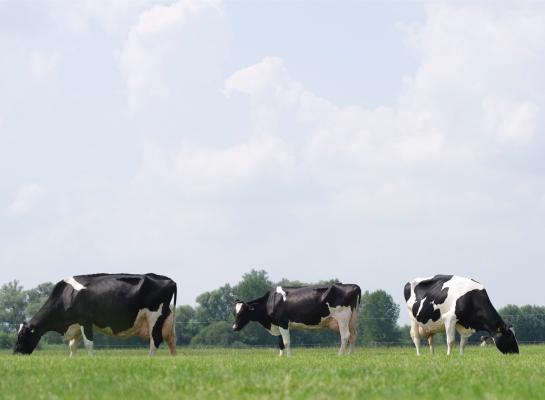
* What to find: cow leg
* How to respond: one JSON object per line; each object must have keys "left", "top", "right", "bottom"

{"left": 81, "top": 325, "right": 94, "bottom": 355}
{"left": 279, "top": 327, "right": 291, "bottom": 357}
{"left": 68, "top": 338, "right": 79, "bottom": 357}
{"left": 410, "top": 320, "right": 421, "bottom": 356}
{"left": 161, "top": 310, "right": 176, "bottom": 356}
{"left": 445, "top": 319, "right": 456, "bottom": 356}
{"left": 278, "top": 335, "right": 285, "bottom": 356}
{"left": 460, "top": 334, "right": 469, "bottom": 355}
{"left": 348, "top": 328, "right": 357, "bottom": 354}
{"left": 147, "top": 303, "right": 164, "bottom": 356}
{"left": 337, "top": 317, "right": 350, "bottom": 355}
{"left": 427, "top": 335, "right": 434, "bottom": 355}
{"left": 348, "top": 308, "right": 358, "bottom": 354}
{"left": 64, "top": 324, "right": 81, "bottom": 357}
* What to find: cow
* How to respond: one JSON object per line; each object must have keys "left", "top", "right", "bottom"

{"left": 14, "top": 273, "right": 177, "bottom": 356}
{"left": 232, "top": 283, "right": 361, "bottom": 356}
{"left": 404, "top": 274, "right": 518, "bottom": 355}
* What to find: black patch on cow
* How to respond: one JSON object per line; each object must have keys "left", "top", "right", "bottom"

{"left": 82, "top": 324, "right": 94, "bottom": 341}
{"left": 278, "top": 336, "right": 285, "bottom": 350}
{"left": 152, "top": 303, "right": 172, "bottom": 348}
{"left": 403, "top": 282, "right": 411, "bottom": 302}
{"left": 411, "top": 275, "right": 453, "bottom": 324}
{"left": 455, "top": 288, "right": 494, "bottom": 332}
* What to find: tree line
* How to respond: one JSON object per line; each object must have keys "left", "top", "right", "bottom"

{"left": 1, "top": 270, "right": 544, "bottom": 349}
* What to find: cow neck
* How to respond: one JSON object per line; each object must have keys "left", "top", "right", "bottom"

{"left": 250, "top": 300, "right": 273, "bottom": 329}
{"left": 29, "top": 296, "right": 69, "bottom": 336}
{"left": 479, "top": 299, "right": 508, "bottom": 335}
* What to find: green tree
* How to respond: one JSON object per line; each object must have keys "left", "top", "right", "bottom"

{"left": 359, "top": 290, "right": 400, "bottom": 345}
{"left": 190, "top": 322, "right": 237, "bottom": 347}
{"left": 0, "top": 280, "right": 27, "bottom": 331}
{"left": 195, "top": 284, "right": 235, "bottom": 324}
{"left": 234, "top": 269, "right": 272, "bottom": 301}
{"left": 397, "top": 324, "right": 412, "bottom": 345}
{"left": 0, "top": 280, "right": 27, "bottom": 349}
{"left": 499, "top": 304, "right": 545, "bottom": 343}
{"left": 25, "top": 282, "right": 54, "bottom": 317}
{"left": 176, "top": 305, "right": 202, "bottom": 345}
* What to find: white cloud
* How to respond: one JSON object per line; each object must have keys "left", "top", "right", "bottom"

{"left": 8, "top": 183, "right": 45, "bottom": 215}
{"left": 116, "top": 0, "right": 223, "bottom": 114}
{"left": 224, "top": 56, "right": 298, "bottom": 99}
{"left": 135, "top": 135, "right": 294, "bottom": 195}
{"left": 223, "top": 2, "right": 545, "bottom": 220}
{"left": 483, "top": 97, "right": 539, "bottom": 144}
{"left": 47, "top": 0, "right": 154, "bottom": 35}
{"left": 29, "top": 50, "right": 62, "bottom": 81}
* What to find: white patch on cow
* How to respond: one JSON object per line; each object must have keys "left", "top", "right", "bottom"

{"left": 328, "top": 305, "right": 352, "bottom": 355}
{"left": 64, "top": 277, "right": 86, "bottom": 291}
{"left": 235, "top": 303, "right": 243, "bottom": 314}
{"left": 268, "top": 324, "right": 280, "bottom": 336}
{"left": 18, "top": 323, "right": 23, "bottom": 334}
{"left": 276, "top": 286, "right": 287, "bottom": 301}
{"left": 279, "top": 326, "right": 291, "bottom": 356}
{"left": 416, "top": 296, "right": 426, "bottom": 318}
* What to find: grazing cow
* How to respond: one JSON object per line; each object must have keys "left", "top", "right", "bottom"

{"left": 404, "top": 275, "right": 518, "bottom": 355}
{"left": 14, "top": 273, "right": 177, "bottom": 356}
{"left": 232, "top": 284, "right": 361, "bottom": 356}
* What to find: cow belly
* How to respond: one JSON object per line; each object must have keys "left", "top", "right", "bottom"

{"left": 456, "top": 324, "right": 476, "bottom": 337}
{"left": 289, "top": 316, "right": 336, "bottom": 331}
{"left": 95, "top": 307, "right": 163, "bottom": 339}
{"left": 416, "top": 318, "right": 446, "bottom": 336}
{"left": 64, "top": 324, "right": 81, "bottom": 340}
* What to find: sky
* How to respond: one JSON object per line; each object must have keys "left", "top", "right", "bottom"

{"left": 1, "top": 1, "right": 545, "bottom": 323}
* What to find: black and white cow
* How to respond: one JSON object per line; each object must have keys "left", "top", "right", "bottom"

{"left": 232, "top": 284, "right": 361, "bottom": 356}
{"left": 14, "top": 273, "right": 177, "bottom": 356}
{"left": 404, "top": 275, "right": 518, "bottom": 355}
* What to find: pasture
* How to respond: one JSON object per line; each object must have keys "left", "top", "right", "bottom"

{"left": 1, "top": 345, "right": 544, "bottom": 399}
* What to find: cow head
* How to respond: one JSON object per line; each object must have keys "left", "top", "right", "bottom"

{"left": 232, "top": 299, "right": 254, "bottom": 332}
{"left": 13, "top": 322, "right": 40, "bottom": 355}
{"left": 493, "top": 325, "right": 519, "bottom": 354}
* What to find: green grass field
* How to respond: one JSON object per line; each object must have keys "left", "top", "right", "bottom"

{"left": 1, "top": 345, "right": 544, "bottom": 399}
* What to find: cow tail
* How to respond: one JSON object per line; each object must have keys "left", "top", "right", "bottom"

{"left": 354, "top": 285, "right": 361, "bottom": 311}
{"left": 172, "top": 283, "right": 177, "bottom": 336}
{"left": 350, "top": 285, "right": 361, "bottom": 336}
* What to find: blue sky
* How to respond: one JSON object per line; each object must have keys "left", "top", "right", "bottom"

{"left": 1, "top": 1, "right": 544, "bottom": 323}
